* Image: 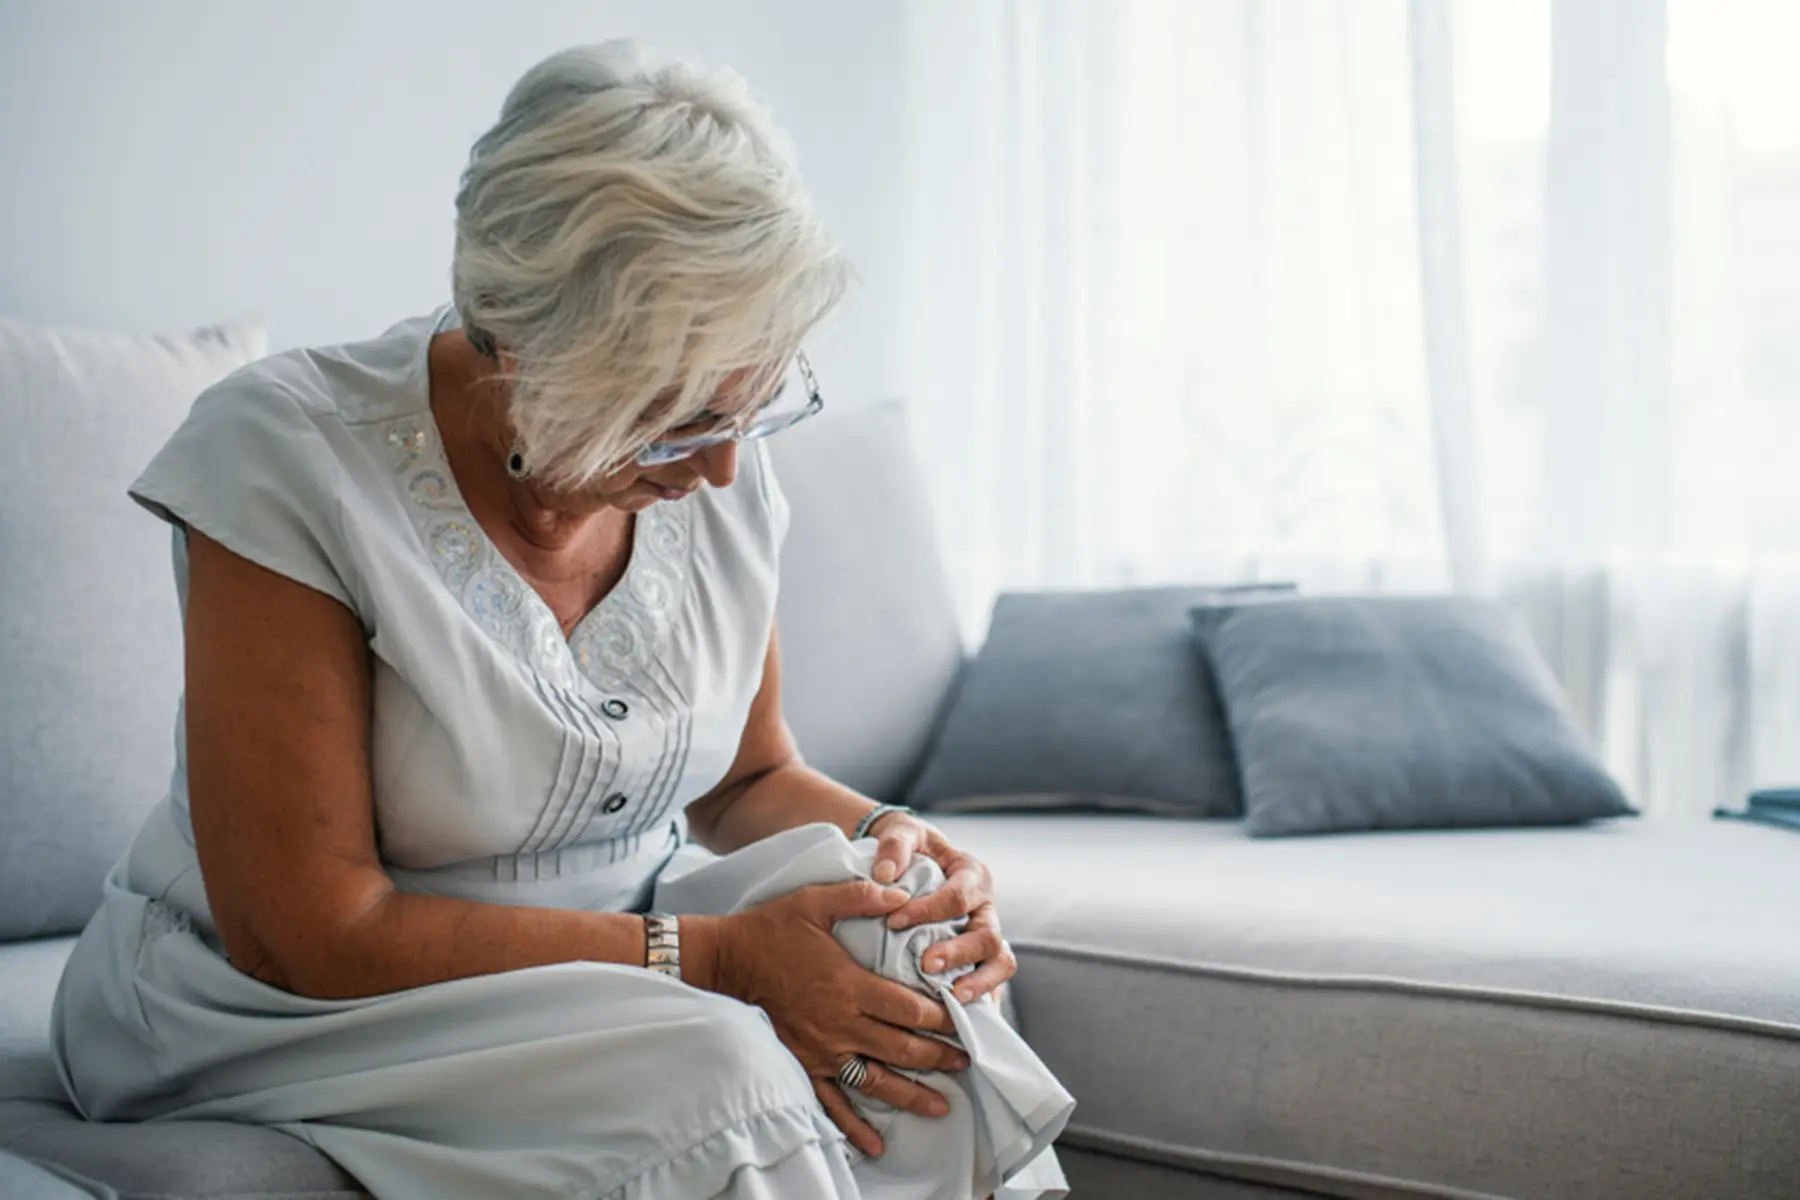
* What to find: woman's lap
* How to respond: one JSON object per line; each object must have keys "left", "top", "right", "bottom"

{"left": 59, "top": 895, "right": 855, "bottom": 1198}
{"left": 51, "top": 829, "right": 1050, "bottom": 1199}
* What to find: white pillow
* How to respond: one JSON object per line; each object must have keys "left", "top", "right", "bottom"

{"left": 769, "top": 401, "right": 965, "bottom": 802}
{"left": 0, "top": 316, "right": 267, "bottom": 940}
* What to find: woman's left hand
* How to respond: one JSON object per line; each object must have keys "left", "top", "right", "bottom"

{"left": 867, "top": 813, "right": 1016, "bottom": 1005}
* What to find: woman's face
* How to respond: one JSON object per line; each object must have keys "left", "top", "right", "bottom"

{"left": 592, "top": 440, "right": 740, "bottom": 512}
{"left": 568, "top": 364, "right": 769, "bottom": 512}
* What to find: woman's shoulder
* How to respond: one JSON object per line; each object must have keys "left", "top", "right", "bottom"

{"left": 202, "top": 311, "right": 438, "bottom": 431}
{"left": 136, "top": 310, "right": 444, "bottom": 520}
{"left": 123, "top": 312, "right": 441, "bottom": 614}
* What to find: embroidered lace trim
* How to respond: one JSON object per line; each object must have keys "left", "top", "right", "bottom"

{"left": 383, "top": 416, "right": 692, "bottom": 693}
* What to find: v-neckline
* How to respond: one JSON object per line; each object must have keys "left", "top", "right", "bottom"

{"left": 389, "top": 306, "right": 694, "bottom": 696}
{"left": 422, "top": 402, "right": 640, "bottom": 648}
{"left": 413, "top": 307, "right": 647, "bottom": 651}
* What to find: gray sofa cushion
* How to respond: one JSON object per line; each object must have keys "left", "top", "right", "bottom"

{"left": 908, "top": 586, "right": 1292, "bottom": 817}
{"left": 0, "top": 318, "right": 266, "bottom": 940}
{"left": 769, "top": 400, "right": 964, "bottom": 802}
{"left": 0, "top": 940, "right": 76, "bottom": 1104}
{"left": 1193, "top": 595, "right": 1633, "bottom": 836}
{"left": 0, "top": 1101, "right": 366, "bottom": 1200}
{"left": 0, "top": 940, "right": 365, "bottom": 1199}
{"left": 932, "top": 813, "right": 1800, "bottom": 1200}
{"left": 0, "top": 1152, "right": 101, "bottom": 1200}
{"left": 8, "top": 810, "right": 1796, "bottom": 1200}
{"left": 1057, "top": 1147, "right": 1331, "bottom": 1199}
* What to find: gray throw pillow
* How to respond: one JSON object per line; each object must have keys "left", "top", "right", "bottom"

{"left": 1191, "top": 595, "right": 1634, "bottom": 836}
{"left": 906, "top": 584, "right": 1294, "bottom": 817}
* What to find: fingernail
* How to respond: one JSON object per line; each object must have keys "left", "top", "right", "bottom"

{"left": 888, "top": 914, "right": 911, "bottom": 930}
{"left": 955, "top": 987, "right": 973, "bottom": 1003}
{"left": 924, "top": 953, "right": 942, "bottom": 971}
{"left": 881, "top": 888, "right": 908, "bottom": 905}
{"left": 952, "top": 1053, "right": 971, "bottom": 1070}
{"left": 928, "top": 1097, "right": 949, "bottom": 1117}
{"left": 873, "top": 861, "right": 898, "bottom": 884}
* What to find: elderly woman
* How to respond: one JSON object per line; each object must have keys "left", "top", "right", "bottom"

{"left": 51, "top": 43, "right": 1067, "bottom": 1200}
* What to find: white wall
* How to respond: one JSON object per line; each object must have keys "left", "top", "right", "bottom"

{"left": 0, "top": 0, "right": 907, "bottom": 406}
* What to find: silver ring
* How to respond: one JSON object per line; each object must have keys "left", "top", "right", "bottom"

{"left": 836, "top": 1055, "right": 872, "bottom": 1092}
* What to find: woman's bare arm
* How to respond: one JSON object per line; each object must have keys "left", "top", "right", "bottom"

{"left": 182, "top": 530, "right": 714, "bottom": 999}
{"left": 684, "top": 623, "right": 884, "bottom": 856}
{"left": 686, "top": 625, "right": 1017, "bottom": 1010}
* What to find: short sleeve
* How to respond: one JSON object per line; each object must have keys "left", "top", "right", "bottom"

{"left": 130, "top": 377, "right": 357, "bottom": 611}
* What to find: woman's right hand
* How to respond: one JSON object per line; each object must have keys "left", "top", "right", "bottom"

{"left": 686, "top": 882, "right": 968, "bottom": 1158}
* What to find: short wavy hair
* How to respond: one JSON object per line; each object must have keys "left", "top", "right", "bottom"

{"left": 452, "top": 41, "right": 849, "bottom": 487}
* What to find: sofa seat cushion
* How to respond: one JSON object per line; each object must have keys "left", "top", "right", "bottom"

{"left": 931, "top": 814, "right": 1800, "bottom": 1200}
{"left": 0, "top": 941, "right": 364, "bottom": 1199}
{"left": 0, "top": 1151, "right": 98, "bottom": 1200}
{"left": 0, "top": 940, "right": 76, "bottom": 1105}
{"left": 0, "top": 1100, "right": 366, "bottom": 1200}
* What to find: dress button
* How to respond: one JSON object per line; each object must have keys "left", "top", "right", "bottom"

{"left": 601, "top": 698, "right": 630, "bottom": 720}
{"left": 601, "top": 793, "right": 628, "bottom": 814}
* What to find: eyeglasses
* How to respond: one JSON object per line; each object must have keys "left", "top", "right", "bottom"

{"left": 634, "top": 353, "right": 824, "bottom": 468}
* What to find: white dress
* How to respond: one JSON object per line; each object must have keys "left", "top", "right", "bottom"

{"left": 49, "top": 309, "right": 1069, "bottom": 1199}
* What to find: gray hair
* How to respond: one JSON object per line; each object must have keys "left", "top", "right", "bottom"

{"left": 452, "top": 41, "right": 848, "bottom": 486}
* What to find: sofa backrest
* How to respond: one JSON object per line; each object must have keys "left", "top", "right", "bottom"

{"left": 0, "top": 317, "right": 267, "bottom": 941}
{"left": 770, "top": 400, "right": 965, "bottom": 802}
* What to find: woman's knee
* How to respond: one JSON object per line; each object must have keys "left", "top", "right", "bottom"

{"left": 678, "top": 991, "right": 813, "bottom": 1101}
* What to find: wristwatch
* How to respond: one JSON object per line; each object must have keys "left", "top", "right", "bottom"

{"left": 643, "top": 911, "right": 681, "bottom": 980}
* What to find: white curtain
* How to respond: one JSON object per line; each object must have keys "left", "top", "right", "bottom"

{"left": 894, "top": 0, "right": 1800, "bottom": 818}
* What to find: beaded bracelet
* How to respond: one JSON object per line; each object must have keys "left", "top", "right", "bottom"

{"left": 853, "top": 803, "right": 916, "bottom": 841}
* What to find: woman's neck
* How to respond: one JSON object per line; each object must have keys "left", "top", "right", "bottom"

{"left": 427, "top": 330, "right": 629, "bottom": 563}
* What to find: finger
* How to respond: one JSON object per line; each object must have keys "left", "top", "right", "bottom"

{"left": 854, "top": 1018, "right": 969, "bottom": 1074}
{"left": 814, "top": 1079, "right": 883, "bottom": 1158}
{"left": 889, "top": 865, "right": 989, "bottom": 930}
{"left": 871, "top": 820, "right": 921, "bottom": 886}
{"left": 919, "top": 925, "right": 1005, "bottom": 976}
{"left": 857, "top": 1060, "right": 953, "bottom": 1120}
{"left": 806, "top": 880, "right": 912, "bottom": 925}
{"left": 857, "top": 975, "right": 957, "bottom": 1035}
{"left": 946, "top": 940, "right": 1018, "bottom": 1005}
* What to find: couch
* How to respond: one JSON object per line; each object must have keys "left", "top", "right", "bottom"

{"left": 3, "top": 321, "right": 1798, "bottom": 1198}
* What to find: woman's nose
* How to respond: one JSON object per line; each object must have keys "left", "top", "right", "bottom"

{"left": 695, "top": 441, "right": 739, "bottom": 488}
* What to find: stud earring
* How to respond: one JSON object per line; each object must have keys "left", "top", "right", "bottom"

{"left": 506, "top": 444, "right": 532, "bottom": 481}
